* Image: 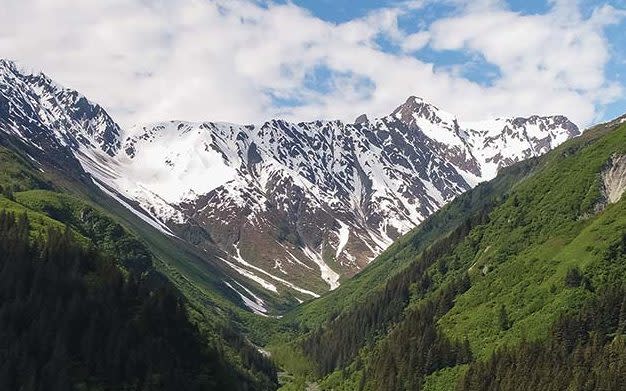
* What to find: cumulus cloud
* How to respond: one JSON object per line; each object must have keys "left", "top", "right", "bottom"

{"left": 0, "top": 0, "right": 623, "bottom": 127}
{"left": 428, "top": 0, "right": 625, "bottom": 123}
{"left": 402, "top": 32, "right": 431, "bottom": 53}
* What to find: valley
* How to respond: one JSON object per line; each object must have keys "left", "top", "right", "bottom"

{"left": 1, "top": 57, "right": 626, "bottom": 390}
{"left": 0, "top": 59, "right": 580, "bottom": 310}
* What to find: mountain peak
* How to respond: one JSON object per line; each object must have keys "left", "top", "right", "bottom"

{"left": 0, "top": 62, "right": 122, "bottom": 156}
{"left": 389, "top": 95, "right": 457, "bottom": 131}
{"left": 354, "top": 113, "right": 369, "bottom": 124}
{"left": 405, "top": 95, "right": 425, "bottom": 104}
{"left": 0, "top": 58, "right": 48, "bottom": 83}
{"left": 0, "top": 58, "right": 14, "bottom": 70}
{"left": 0, "top": 58, "right": 22, "bottom": 72}
{"left": 392, "top": 95, "right": 428, "bottom": 114}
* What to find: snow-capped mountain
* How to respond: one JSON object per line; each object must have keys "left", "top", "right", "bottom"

{"left": 0, "top": 59, "right": 580, "bottom": 303}
{"left": 0, "top": 59, "right": 120, "bottom": 156}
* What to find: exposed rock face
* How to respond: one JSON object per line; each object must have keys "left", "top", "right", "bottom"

{"left": 0, "top": 59, "right": 582, "bottom": 302}
{"left": 354, "top": 114, "right": 369, "bottom": 124}
{"left": 0, "top": 59, "right": 121, "bottom": 156}
{"left": 603, "top": 154, "right": 626, "bottom": 204}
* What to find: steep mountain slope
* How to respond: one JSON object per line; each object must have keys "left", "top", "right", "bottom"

{"left": 0, "top": 212, "right": 277, "bottom": 390}
{"left": 0, "top": 59, "right": 580, "bottom": 303}
{"left": 0, "top": 144, "right": 277, "bottom": 389}
{"left": 0, "top": 59, "right": 120, "bottom": 173}
{"left": 0, "top": 59, "right": 290, "bottom": 314}
{"left": 268, "top": 115, "right": 626, "bottom": 390}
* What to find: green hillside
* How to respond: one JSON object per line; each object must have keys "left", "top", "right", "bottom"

{"left": 0, "top": 141, "right": 278, "bottom": 389}
{"left": 267, "top": 118, "right": 626, "bottom": 390}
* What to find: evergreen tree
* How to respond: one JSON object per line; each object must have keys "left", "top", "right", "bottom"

{"left": 565, "top": 266, "right": 582, "bottom": 288}
{"left": 498, "top": 304, "right": 511, "bottom": 331}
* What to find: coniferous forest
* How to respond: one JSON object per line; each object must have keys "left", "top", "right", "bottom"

{"left": 459, "top": 236, "right": 626, "bottom": 391}
{"left": 458, "top": 286, "right": 626, "bottom": 391}
{"left": 0, "top": 210, "right": 275, "bottom": 390}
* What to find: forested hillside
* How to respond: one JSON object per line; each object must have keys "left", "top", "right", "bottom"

{"left": 0, "top": 138, "right": 277, "bottom": 390}
{"left": 268, "top": 116, "right": 626, "bottom": 390}
{"left": 0, "top": 211, "right": 275, "bottom": 390}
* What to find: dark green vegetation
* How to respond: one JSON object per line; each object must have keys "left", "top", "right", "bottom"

{"left": 0, "top": 135, "right": 277, "bottom": 389}
{"left": 266, "top": 118, "right": 626, "bottom": 390}
{"left": 0, "top": 211, "right": 273, "bottom": 390}
{"left": 459, "top": 283, "right": 626, "bottom": 390}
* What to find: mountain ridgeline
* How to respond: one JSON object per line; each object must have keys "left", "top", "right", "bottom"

{"left": 2, "top": 56, "right": 626, "bottom": 391}
{"left": 0, "top": 59, "right": 579, "bottom": 310}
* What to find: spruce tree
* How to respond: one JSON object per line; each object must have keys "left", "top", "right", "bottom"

{"left": 498, "top": 304, "right": 510, "bottom": 331}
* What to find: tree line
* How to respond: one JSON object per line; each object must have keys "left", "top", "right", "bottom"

{"left": 300, "top": 205, "right": 490, "bottom": 377}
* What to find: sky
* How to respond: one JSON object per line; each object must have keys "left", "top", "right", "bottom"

{"left": 1, "top": 0, "right": 625, "bottom": 128}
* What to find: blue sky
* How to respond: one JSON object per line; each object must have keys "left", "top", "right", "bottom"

{"left": 1, "top": 0, "right": 625, "bottom": 127}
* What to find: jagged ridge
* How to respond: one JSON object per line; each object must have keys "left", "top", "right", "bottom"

{"left": 0, "top": 59, "right": 580, "bottom": 308}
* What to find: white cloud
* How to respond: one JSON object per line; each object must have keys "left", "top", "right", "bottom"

{"left": 402, "top": 32, "right": 431, "bottom": 53}
{"left": 0, "top": 0, "right": 623, "bottom": 127}
{"left": 427, "top": 1, "right": 625, "bottom": 124}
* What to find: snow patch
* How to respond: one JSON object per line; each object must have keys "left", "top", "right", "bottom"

{"left": 120, "top": 122, "right": 238, "bottom": 203}
{"left": 90, "top": 177, "right": 176, "bottom": 237}
{"left": 302, "top": 246, "right": 341, "bottom": 290}
{"left": 224, "top": 281, "right": 268, "bottom": 316}
{"left": 232, "top": 244, "right": 319, "bottom": 297}
{"left": 273, "top": 259, "right": 288, "bottom": 275}
{"left": 335, "top": 220, "right": 350, "bottom": 259}
{"left": 219, "top": 257, "right": 279, "bottom": 293}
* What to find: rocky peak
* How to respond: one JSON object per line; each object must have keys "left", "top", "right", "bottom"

{"left": 0, "top": 58, "right": 22, "bottom": 76}
{"left": 0, "top": 58, "right": 121, "bottom": 156}
{"left": 354, "top": 113, "right": 369, "bottom": 125}
{"left": 391, "top": 96, "right": 448, "bottom": 123}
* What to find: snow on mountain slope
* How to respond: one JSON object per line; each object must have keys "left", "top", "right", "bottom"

{"left": 0, "top": 59, "right": 581, "bottom": 304}
{"left": 85, "top": 97, "right": 578, "bottom": 298}
{"left": 0, "top": 59, "right": 120, "bottom": 157}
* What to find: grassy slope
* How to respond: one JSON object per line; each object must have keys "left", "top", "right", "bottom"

{"left": 437, "top": 122, "right": 626, "bottom": 358}
{"left": 0, "top": 195, "right": 86, "bottom": 241}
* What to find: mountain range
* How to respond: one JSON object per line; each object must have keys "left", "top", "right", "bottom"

{"left": 1, "top": 57, "right": 626, "bottom": 390}
{"left": 0, "top": 59, "right": 580, "bottom": 307}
